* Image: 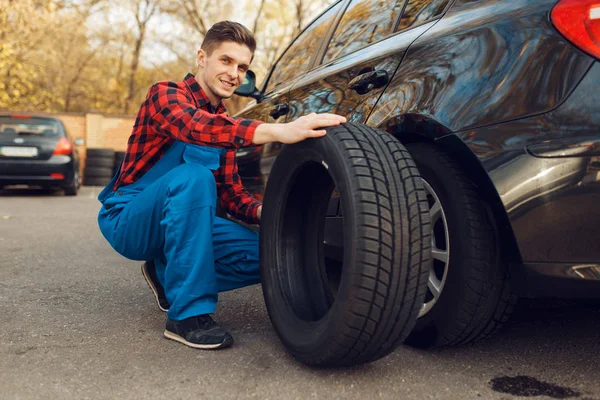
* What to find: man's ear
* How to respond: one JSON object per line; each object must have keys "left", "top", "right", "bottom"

{"left": 197, "top": 48, "right": 206, "bottom": 68}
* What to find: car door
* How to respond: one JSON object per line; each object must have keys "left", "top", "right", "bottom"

{"left": 235, "top": 1, "right": 345, "bottom": 195}
{"left": 287, "top": 0, "right": 452, "bottom": 125}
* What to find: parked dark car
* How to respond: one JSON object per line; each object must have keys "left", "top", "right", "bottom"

{"left": 234, "top": 0, "right": 600, "bottom": 347}
{"left": 0, "top": 114, "right": 81, "bottom": 195}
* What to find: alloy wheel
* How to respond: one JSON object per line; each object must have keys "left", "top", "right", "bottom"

{"left": 419, "top": 179, "right": 450, "bottom": 318}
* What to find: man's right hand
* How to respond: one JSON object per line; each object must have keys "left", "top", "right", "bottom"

{"left": 252, "top": 113, "right": 347, "bottom": 145}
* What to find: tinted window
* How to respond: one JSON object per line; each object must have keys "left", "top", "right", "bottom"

{"left": 397, "top": 0, "right": 449, "bottom": 31}
{"left": 324, "top": 0, "right": 406, "bottom": 63}
{"left": 0, "top": 117, "right": 62, "bottom": 137}
{"left": 266, "top": 2, "right": 343, "bottom": 92}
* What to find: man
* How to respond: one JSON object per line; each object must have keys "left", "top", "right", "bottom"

{"left": 97, "top": 21, "right": 346, "bottom": 350}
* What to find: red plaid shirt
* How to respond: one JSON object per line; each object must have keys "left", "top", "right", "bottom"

{"left": 114, "top": 73, "right": 264, "bottom": 224}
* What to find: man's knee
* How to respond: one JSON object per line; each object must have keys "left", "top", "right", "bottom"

{"left": 168, "top": 163, "right": 217, "bottom": 204}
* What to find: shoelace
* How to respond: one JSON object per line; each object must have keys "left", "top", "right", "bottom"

{"left": 194, "top": 315, "right": 218, "bottom": 330}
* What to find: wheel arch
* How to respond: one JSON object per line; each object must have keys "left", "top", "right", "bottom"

{"left": 377, "top": 113, "right": 523, "bottom": 267}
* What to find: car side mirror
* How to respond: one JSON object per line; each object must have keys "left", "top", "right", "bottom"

{"left": 235, "top": 70, "right": 262, "bottom": 101}
{"left": 75, "top": 138, "right": 85, "bottom": 146}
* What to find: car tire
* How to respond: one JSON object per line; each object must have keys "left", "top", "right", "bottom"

{"left": 404, "top": 143, "right": 516, "bottom": 348}
{"left": 260, "top": 122, "right": 431, "bottom": 367}
{"left": 86, "top": 148, "right": 115, "bottom": 159}
{"left": 114, "top": 151, "right": 126, "bottom": 174}
{"left": 64, "top": 185, "right": 78, "bottom": 196}
{"left": 84, "top": 166, "right": 113, "bottom": 178}
{"left": 86, "top": 158, "right": 114, "bottom": 169}
{"left": 83, "top": 176, "right": 112, "bottom": 187}
{"left": 63, "top": 171, "right": 79, "bottom": 196}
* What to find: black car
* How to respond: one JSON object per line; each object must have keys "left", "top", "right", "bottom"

{"left": 0, "top": 114, "right": 81, "bottom": 195}
{"left": 234, "top": 0, "right": 600, "bottom": 347}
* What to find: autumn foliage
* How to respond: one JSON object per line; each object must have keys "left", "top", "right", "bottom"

{"left": 0, "top": 0, "right": 332, "bottom": 115}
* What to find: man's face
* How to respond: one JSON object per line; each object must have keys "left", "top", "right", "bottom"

{"left": 196, "top": 41, "right": 252, "bottom": 105}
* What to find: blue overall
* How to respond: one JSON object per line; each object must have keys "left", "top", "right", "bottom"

{"left": 97, "top": 141, "right": 260, "bottom": 321}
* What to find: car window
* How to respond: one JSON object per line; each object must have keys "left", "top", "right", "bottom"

{"left": 323, "top": 0, "right": 406, "bottom": 63}
{"left": 396, "top": 0, "right": 450, "bottom": 31}
{"left": 0, "top": 117, "right": 62, "bottom": 137}
{"left": 266, "top": 2, "right": 343, "bottom": 93}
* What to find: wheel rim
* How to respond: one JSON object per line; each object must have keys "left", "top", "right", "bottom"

{"left": 419, "top": 179, "right": 450, "bottom": 318}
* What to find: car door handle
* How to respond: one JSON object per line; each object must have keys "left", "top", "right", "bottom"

{"left": 269, "top": 104, "right": 290, "bottom": 120}
{"left": 347, "top": 70, "right": 389, "bottom": 95}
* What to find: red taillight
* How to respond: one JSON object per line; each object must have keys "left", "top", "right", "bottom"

{"left": 50, "top": 173, "right": 65, "bottom": 180}
{"left": 10, "top": 114, "right": 31, "bottom": 119}
{"left": 53, "top": 137, "right": 73, "bottom": 155}
{"left": 552, "top": 0, "right": 600, "bottom": 59}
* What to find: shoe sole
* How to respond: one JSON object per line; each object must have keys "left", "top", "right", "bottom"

{"left": 163, "top": 330, "right": 233, "bottom": 349}
{"left": 141, "top": 263, "right": 169, "bottom": 313}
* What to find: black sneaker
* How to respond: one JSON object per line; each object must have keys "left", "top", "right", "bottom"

{"left": 141, "top": 261, "right": 170, "bottom": 312}
{"left": 164, "top": 314, "right": 234, "bottom": 349}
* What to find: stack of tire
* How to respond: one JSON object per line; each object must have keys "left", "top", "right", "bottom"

{"left": 84, "top": 148, "right": 115, "bottom": 187}
{"left": 114, "top": 151, "right": 126, "bottom": 176}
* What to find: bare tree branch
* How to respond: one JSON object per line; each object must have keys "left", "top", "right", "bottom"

{"left": 124, "top": 0, "right": 159, "bottom": 114}
{"left": 252, "top": 0, "right": 266, "bottom": 34}
{"left": 295, "top": 0, "right": 303, "bottom": 35}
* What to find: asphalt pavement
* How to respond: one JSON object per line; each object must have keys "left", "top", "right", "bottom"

{"left": 0, "top": 187, "right": 599, "bottom": 400}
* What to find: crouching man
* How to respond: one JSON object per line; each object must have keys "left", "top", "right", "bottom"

{"left": 97, "top": 21, "right": 345, "bottom": 349}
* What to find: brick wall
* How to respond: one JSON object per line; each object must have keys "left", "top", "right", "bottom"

{"left": 99, "top": 116, "right": 135, "bottom": 151}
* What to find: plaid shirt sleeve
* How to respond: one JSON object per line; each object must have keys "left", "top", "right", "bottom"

{"left": 148, "top": 82, "right": 263, "bottom": 148}
{"left": 216, "top": 150, "right": 262, "bottom": 225}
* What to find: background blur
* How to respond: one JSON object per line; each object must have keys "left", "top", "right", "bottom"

{"left": 0, "top": 0, "right": 334, "bottom": 116}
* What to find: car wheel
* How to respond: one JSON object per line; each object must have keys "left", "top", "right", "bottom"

{"left": 64, "top": 171, "right": 79, "bottom": 196}
{"left": 260, "top": 122, "right": 431, "bottom": 367}
{"left": 404, "top": 143, "right": 516, "bottom": 348}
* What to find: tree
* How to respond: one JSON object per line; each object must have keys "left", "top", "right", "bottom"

{"left": 123, "top": 0, "right": 161, "bottom": 114}
{"left": 0, "top": 1, "right": 67, "bottom": 111}
{"left": 0, "top": 0, "right": 336, "bottom": 115}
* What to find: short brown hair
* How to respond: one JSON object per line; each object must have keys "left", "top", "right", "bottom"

{"left": 201, "top": 21, "right": 256, "bottom": 56}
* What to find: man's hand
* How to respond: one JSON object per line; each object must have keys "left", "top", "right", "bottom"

{"left": 252, "top": 113, "right": 346, "bottom": 145}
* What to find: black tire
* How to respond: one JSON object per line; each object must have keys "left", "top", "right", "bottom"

{"left": 86, "top": 148, "right": 115, "bottom": 158}
{"left": 83, "top": 176, "right": 112, "bottom": 187}
{"left": 114, "top": 151, "right": 126, "bottom": 162}
{"left": 114, "top": 151, "right": 126, "bottom": 174}
{"left": 86, "top": 157, "right": 115, "bottom": 168}
{"left": 260, "top": 122, "right": 431, "bottom": 367}
{"left": 85, "top": 166, "right": 113, "bottom": 178}
{"left": 63, "top": 185, "right": 78, "bottom": 196}
{"left": 404, "top": 143, "right": 516, "bottom": 348}
{"left": 63, "top": 171, "right": 79, "bottom": 196}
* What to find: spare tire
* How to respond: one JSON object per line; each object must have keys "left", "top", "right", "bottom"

{"left": 260, "top": 122, "right": 431, "bottom": 367}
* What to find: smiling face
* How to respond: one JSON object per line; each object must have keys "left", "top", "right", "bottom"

{"left": 195, "top": 41, "right": 253, "bottom": 106}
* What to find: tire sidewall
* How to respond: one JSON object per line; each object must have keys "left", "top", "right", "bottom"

{"left": 261, "top": 134, "right": 359, "bottom": 361}
{"left": 408, "top": 144, "right": 496, "bottom": 340}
